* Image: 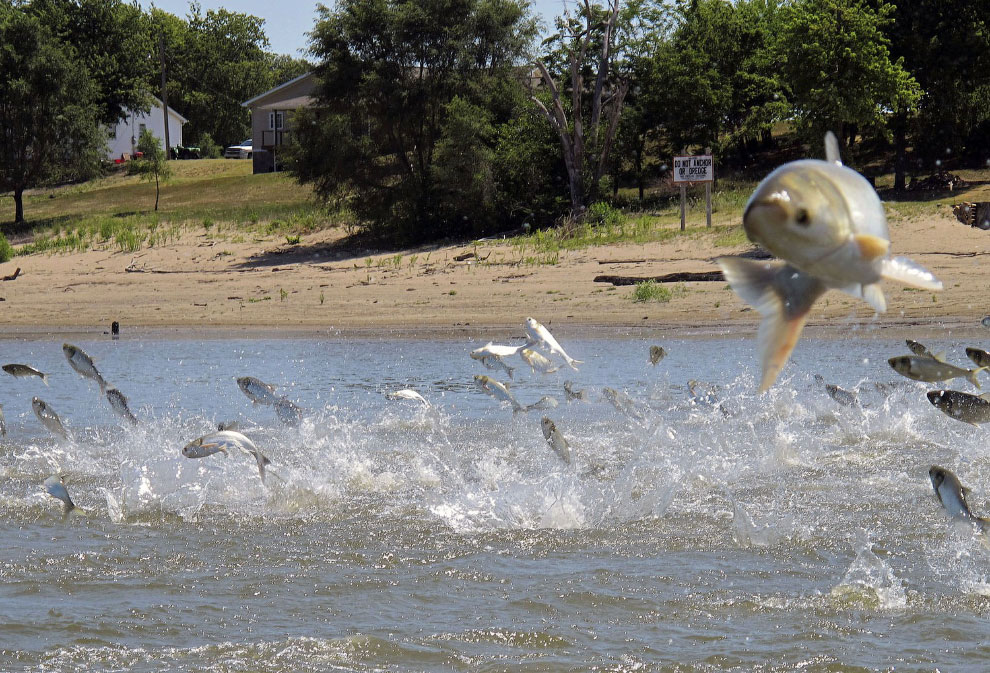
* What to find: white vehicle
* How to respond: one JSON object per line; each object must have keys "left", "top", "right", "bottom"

{"left": 224, "top": 139, "right": 252, "bottom": 159}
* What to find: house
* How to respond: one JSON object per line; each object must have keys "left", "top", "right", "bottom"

{"left": 106, "top": 96, "right": 187, "bottom": 161}
{"left": 241, "top": 71, "right": 317, "bottom": 174}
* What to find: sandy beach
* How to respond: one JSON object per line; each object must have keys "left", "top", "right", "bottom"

{"left": 0, "top": 206, "right": 987, "bottom": 339}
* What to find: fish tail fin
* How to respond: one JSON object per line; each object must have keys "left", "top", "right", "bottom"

{"left": 968, "top": 367, "right": 988, "bottom": 389}
{"left": 566, "top": 358, "right": 582, "bottom": 371}
{"left": 41, "top": 374, "right": 49, "bottom": 386}
{"left": 717, "top": 257, "right": 827, "bottom": 392}
{"left": 879, "top": 256, "right": 943, "bottom": 291}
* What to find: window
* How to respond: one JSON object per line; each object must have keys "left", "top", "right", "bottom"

{"left": 269, "top": 111, "right": 284, "bottom": 130}
{"left": 139, "top": 123, "right": 146, "bottom": 137}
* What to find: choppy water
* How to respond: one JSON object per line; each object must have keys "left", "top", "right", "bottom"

{"left": 2, "top": 330, "right": 990, "bottom": 672}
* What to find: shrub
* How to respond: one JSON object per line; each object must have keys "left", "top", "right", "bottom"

{"left": 632, "top": 280, "right": 672, "bottom": 303}
{"left": 0, "top": 231, "right": 13, "bottom": 262}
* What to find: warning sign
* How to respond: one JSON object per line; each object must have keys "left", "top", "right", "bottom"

{"left": 673, "top": 155, "right": 714, "bottom": 183}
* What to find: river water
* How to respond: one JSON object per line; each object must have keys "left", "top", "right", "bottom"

{"left": 2, "top": 330, "right": 989, "bottom": 671}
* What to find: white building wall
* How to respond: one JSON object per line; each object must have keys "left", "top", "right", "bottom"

{"left": 106, "top": 99, "right": 185, "bottom": 160}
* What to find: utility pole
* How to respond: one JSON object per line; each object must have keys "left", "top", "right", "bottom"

{"left": 159, "top": 36, "right": 170, "bottom": 159}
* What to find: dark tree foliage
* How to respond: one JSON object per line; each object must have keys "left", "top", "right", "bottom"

{"left": 0, "top": 5, "right": 104, "bottom": 224}
{"left": 27, "top": 0, "right": 154, "bottom": 126}
{"left": 291, "top": 0, "right": 538, "bottom": 244}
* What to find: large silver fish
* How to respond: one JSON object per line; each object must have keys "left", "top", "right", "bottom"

{"left": 474, "top": 374, "right": 524, "bottom": 412}
{"left": 888, "top": 355, "right": 985, "bottom": 387}
{"left": 927, "top": 390, "right": 990, "bottom": 426}
{"left": 44, "top": 474, "right": 83, "bottom": 519}
{"left": 470, "top": 352, "right": 515, "bottom": 379}
{"left": 237, "top": 376, "right": 280, "bottom": 406}
{"left": 540, "top": 417, "right": 571, "bottom": 464}
{"left": 524, "top": 318, "right": 582, "bottom": 371}
{"left": 716, "top": 133, "right": 941, "bottom": 391}
{"left": 2, "top": 363, "right": 49, "bottom": 384}
{"left": 185, "top": 430, "right": 271, "bottom": 483}
{"left": 182, "top": 435, "right": 229, "bottom": 458}
{"left": 470, "top": 342, "right": 531, "bottom": 359}
{"left": 63, "top": 343, "right": 107, "bottom": 392}
{"left": 929, "top": 466, "right": 988, "bottom": 531}
{"left": 520, "top": 348, "right": 560, "bottom": 375}
{"left": 105, "top": 387, "right": 139, "bottom": 425}
{"left": 273, "top": 397, "right": 304, "bottom": 426}
{"left": 824, "top": 383, "right": 858, "bottom": 407}
{"left": 32, "top": 397, "right": 68, "bottom": 438}
{"left": 385, "top": 389, "right": 430, "bottom": 406}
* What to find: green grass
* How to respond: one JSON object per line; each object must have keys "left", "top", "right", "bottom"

{"left": 631, "top": 280, "right": 672, "bottom": 303}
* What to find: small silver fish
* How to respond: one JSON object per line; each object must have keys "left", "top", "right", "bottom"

{"left": 540, "top": 416, "right": 571, "bottom": 464}
{"left": 2, "top": 363, "right": 49, "bottom": 384}
{"left": 649, "top": 345, "right": 666, "bottom": 365}
{"left": 520, "top": 348, "right": 560, "bottom": 375}
{"left": 386, "top": 389, "right": 430, "bottom": 406}
{"left": 929, "top": 466, "right": 988, "bottom": 531}
{"left": 524, "top": 395, "right": 559, "bottom": 412}
{"left": 182, "top": 436, "right": 229, "bottom": 459}
{"left": 603, "top": 387, "right": 646, "bottom": 421}
{"left": 563, "top": 380, "right": 588, "bottom": 402}
{"left": 0, "top": 403, "right": 6, "bottom": 437}
{"left": 44, "top": 474, "right": 83, "bottom": 519}
{"left": 888, "top": 355, "right": 986, "bottom": 387}
{"left": 32, "top": 397, "right": 68, "bottom": 438}
{"left": 105, "top": 387, "right": 139, "bottom": 425}
{"left": 273, "top": 397, "right": 304, "bottom": 426}
{"left": 906, "top": 339, "right": 936, "bottom": 359}
{"left": 63, "top": 343, "right": 106, "bottom": 391}
{"left": 927, "top": 390, "right": 990, "bottom": 426}
{"left": 967, "top": 347, "right": 990, "bottom": 369}
{"left": 825, "top": 383, "right": 858, "bottom": 407}
{"left": 471, "top": 352, "right": 515, "bottom": 379}
{"left": 716, "top": 133, "right": 941, "bottom": 391}
{"left": 237, "top": 376, "right": 280, "bottom": 406}
{"left": 524, "top": 318, "right": 582, "bottom": 370}
{"left": 474, "top": 375, "right": 523, "bottom": 412}
{"left": 189, "top": 430, "right": 271, "bottom": 483}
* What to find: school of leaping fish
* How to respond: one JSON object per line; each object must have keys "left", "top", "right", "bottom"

{"left": 4, "top": 133, "right": 990, "bottom": 531}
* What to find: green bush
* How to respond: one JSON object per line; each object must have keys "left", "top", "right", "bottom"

{"left": 198, "top": 132, "right": 221, "bottom": 159}
{"left": 632, "top": 280, "right": 672, "bottom": 303}
{"left": 586, "top": 201, "right": 622, "bottom": 228}
{"left": 0, "top": 231, "right": 13, "bottom": 263}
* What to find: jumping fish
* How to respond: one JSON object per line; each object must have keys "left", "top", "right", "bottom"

{"left": 540, "top": 417, "right": 572, "bottom": 464}
{"left": 524, "top": 395, "right": 559, "bottom": 412}
{"left": 44, "top": 474, "right": 83, "bottom": 519}
{"left": 524, "top": 318, "right": 582, "bottom": 371}
{"left": 474, "top": 375, "right": 524, "bottom": 412}
{"left": 906, "top": 339, "right": 936, "bottom": 359}
{"left": 2, "top": 363, "right": 49, "bottom": 384}
{"left": 563, "top": 380, "right": 589, "bottom": 402}
{"left": 471, "top": 342, "right": 532, "bottom": 359}
{"left": 603, "top": 386, "right": 646, "bottom": 422}
{"left": 927, "top": 390, "right": 990, "bottom": 426}
{"left": 62, "top": 343, "right": 107, "bottom": 392}
{"left": 237, "top": 376, "right": 280, "bottom": 406}
{"left": 105, "top": 387, "right": 139, "bottom": 425}
{"left": 386, "top": 389, "right": 430, "bottom": 406}
{"left": 966, "top": 347, "right": 990, "bottom": 369}
{"left": 182, "top": 435, "right": 229, "bottom": 459}
{"left": 888, "top": 355, "right": 985, "bottom": 387}
{"left": 32, "top": 397, "right": 68, "bottom": 438}
{"left": 929, "top": 466, "right": 989, "bottom": 531}
{"left": 716, "top": 132, "right": 941, "bottom": 391}
{"left": 824, "top": 383, "right": 858, "bottom": 407}
{"left": 649, "top": 345, "right": 666, "bottom": 365}
{"left": 187, "top": 430, "right": 271, "bottom": 483}
{"left": 520, "top": 348, "right": 560, "bottom": 375}
{"left": 471, "top": 352, "right": 515, "bottom": 379}
{"left": 273, "top": 397, "right": 304, "bottom": 426}
{"left": 0, "top": 403, "right": 6, "bottom": 437}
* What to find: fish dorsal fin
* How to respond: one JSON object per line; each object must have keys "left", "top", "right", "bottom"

{"left": 825, "top": 131, "right": 842, "bottom": 166}
{"left": 933, "top": 351, "right": 948, "bottom": 363}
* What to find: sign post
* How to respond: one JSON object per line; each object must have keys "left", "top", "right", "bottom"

{"left": 672, "top": 154, "right": 714, "bottom": 230}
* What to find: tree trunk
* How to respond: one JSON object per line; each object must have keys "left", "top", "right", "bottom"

{"left": 154, "top": 173, "right": 160, "bottom": 211}
{"left": 893, "top": 113, "right": 907, "bottom": 191}
{"left": 14, "top": 187, "right": 24, "bottom": 224}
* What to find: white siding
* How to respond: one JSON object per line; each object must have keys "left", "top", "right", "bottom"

{"left": 106, "top": 98, "right": 186, "bottom": 160}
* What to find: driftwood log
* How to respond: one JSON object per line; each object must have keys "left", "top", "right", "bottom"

{"left": 2, "top": 267, "right": 20, "bottom": 281}
{"left": 594, "top": 270, "right": 724, "bottom": 285}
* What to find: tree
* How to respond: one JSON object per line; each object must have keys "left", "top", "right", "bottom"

{"left": 0, "top": 6, "right": 104, "bottom": 225}
{"left": 292, "top": 0, "right": 538, "bottom": 243}
{"left": 777, "top": 0, "right": 919, "bottom": 151}
{"left": 532, "top": 0, "right": 631, "bottom": 215}
{"left": 133, "top": 128, "right": 171, "bottom": 211}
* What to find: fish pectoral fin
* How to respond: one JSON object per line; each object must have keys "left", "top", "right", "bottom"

{"left": 862, "top": 283, "right": 887, "bottom": 313}
{"left": 717, "top": 257, "right": 827, "bottom": 392}
{"left": 879, "top": 256, "right": 943, "bottom": 290}
{"left": 824, "top": 131, "right": 843, "bottom": 165}
{"left": 853, "top": 233, "right": 890, "bottom": 261}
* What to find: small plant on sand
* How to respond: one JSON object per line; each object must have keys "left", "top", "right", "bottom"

{"left": 280, "top": 287, "right": 288, "bottom": 302}
{"left": 632, "top": 280, "right": 672, "bottom": 303}
{"left": 319, "top": 291, "right": 325, "bottom": 305}
{"left": 285, "top": 234, "right": 301, "bottom": 245}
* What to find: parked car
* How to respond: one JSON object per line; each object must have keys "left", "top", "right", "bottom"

{"left": 224, "top": 139, "right": 252, "bottom": 159}
{"left": 171, "top": 145, "right": 201, "bottom": 160}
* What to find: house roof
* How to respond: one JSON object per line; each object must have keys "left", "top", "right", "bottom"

{"left": 151, "top": 95, "right": 188, "bottom": 124}
{"left": 242, "top": 71, "right": 316, "bottom": 109}
{"left": 256, "top": 95, "right": 315, "bottom": 110}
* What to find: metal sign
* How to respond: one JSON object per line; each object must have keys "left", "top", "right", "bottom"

{"left": 673, "top": 155, "right": 714, "bottom": 183}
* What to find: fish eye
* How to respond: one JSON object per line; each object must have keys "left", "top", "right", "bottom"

{"left": 795, "top": 208, "right": 811, "bottom": 226}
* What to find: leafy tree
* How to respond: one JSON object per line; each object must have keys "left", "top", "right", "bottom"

{"left": 28, "top": 0, "right": 154, "bottom": 125}
{"left": 133, "top": 128, "right": 172, "bottom": 211}
{"left": 292, "top": 0, "right": 538, "bottom": 243}
{"left": 0, "top": 6, "right": 104, "bottom": 225}
{"left": 777, "top": 0, "right": 919, "bottom": 151}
